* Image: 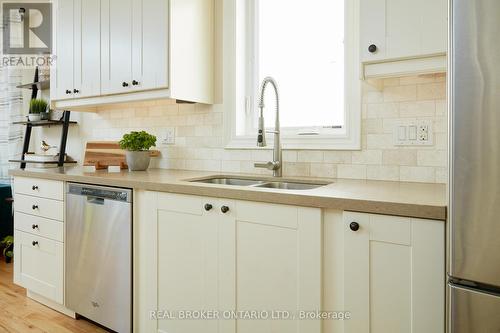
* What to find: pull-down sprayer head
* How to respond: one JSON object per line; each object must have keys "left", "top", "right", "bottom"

{"left": 257, "top": 77, "right": 279, "bottom": 147}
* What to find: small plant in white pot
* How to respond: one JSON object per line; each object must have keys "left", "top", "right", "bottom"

{"left": 28, "top": 99, "right": 48, "bottom": 122}
{"left": 119, "top": 131, "right": 157, "bottom": 171}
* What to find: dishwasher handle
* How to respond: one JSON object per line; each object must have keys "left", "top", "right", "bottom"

{"left": 86, "top": 196, "right": 105, "bottom": 205}
{"left": 67, "top": 183, "right": 132, "bottom": 203}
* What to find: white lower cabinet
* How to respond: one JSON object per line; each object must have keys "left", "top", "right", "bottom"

{"left": 14, "top": 230, "right": 63, "bottom": 304}
{"left": 342, "top": 212, "right": 445, "bottom": 333}
{"left": 12, "top": 177, "right": 66, "bottom": 308}
{"left": 136, "top": 191, "right": 322, "bottom": 333}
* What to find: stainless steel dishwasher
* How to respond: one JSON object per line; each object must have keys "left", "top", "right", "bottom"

{"left": 66, "top": 183, "right": 132, "bottom": 333}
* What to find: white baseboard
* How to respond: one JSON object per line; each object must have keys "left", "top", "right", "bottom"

{"left": 27, "top": 290, "right": 76, "bottom": 319}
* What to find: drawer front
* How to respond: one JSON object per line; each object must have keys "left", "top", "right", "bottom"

{"left": 14, "top": 177, "right": 64, "bottom": 201}
{"left": 15, "top": 212, "right": 63, "bottom": 242}
{"left": 13, "top": 230, "right": 63, "bottom": 304}
{"left": 157, "top": 192, "right": 205, "bottom": 215}
{"left": 15, "top": 194, "right": 64, "bottom": 221}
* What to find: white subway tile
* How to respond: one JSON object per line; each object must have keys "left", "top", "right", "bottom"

{"left": 297, "top": 151, "right": 324, "bottom": 163}
{"left": 417, "top": 83, "right": 446, "bottom": 100}
{"left": 383, "top": 85, "right": 417, "bottom": 102}
{"left": 400, "top": 166, "right": 436, "bottom": 183}
{"left": 399, "top": 101, "right": 436, "bottom": 118}
{"left": 337, "top": 165, "right": 367, "bottom": 179}
{"left": 382, "top": 150, "right": 417, "bottom": 166}
{"left": 417, "top": 150, "right": 447, "bottom": 167}
{"left": 323, "top": 151, "right": 352, "bottom": 164}
{"left": 352, "top": 150, "right": 382, "bottom": 165}
{"left": 367, "top": 165, "right": 400, "bottom": 181}
{"left": 283, "top": 162, "right": 310, "bottom": 177}
{"left": 310, "top": 163, "right": 337, "bottom": 179}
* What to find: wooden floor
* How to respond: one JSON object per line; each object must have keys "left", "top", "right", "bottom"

{"left": 0, "top": 258, "right": 108, "bottom": 333}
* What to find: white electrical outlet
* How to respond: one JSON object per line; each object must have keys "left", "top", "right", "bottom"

{"left": 393, "top": 120, "right": 433, "bottom": 146}
{"left": 160, "top": 127, "right": 175, "bottom": 145}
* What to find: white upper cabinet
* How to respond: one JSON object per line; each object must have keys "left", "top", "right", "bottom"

{"left": 53, "top": 0, "right": 74, "bottom": 100}
{"left": 360, "top": 0, "right": 447, "bottom": 78}
{"left": 100, "top": 0, "right": 134, "bottom": 95}
{"left": 52, "top": 0, "right": 101, "bottom": 100}
{"left": 132, "top": 0, "right": 169, "bottom": 92}
{"left": 52, "top": 0, "right": 214, "bottom": 108}
{"left": 74, "top": 0, "right": 101, "bottom": 98}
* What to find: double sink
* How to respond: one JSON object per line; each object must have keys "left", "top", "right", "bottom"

{"left": 189, "top": 176, "right": 331, "bottom": 191}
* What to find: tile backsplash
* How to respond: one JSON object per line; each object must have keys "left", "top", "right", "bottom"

{"left": 38, "top": 74, "right": 447, "bottom": 183}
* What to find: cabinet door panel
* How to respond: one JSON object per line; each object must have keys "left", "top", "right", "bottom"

{"left": 385, "top": 0, "right": 421, "bottom": 59}
{"left": 132, "top": 0, "right": 169, "bottom": 92}
{"left": 420, "top": 0, "right": 447, "bottom": 55}
{"left": 360, "top": 0, "right": 386, "bottom": 62}
{"left": 221, "top": 204, "right": 321, "bottom": 333}
{"left": 360, "top": 0, "right": 447, "bottom": 63}
{"left": 13, "top": 230, "right": 63, "bottom": 304}
{"left": 344, "top": 212, "right": 445, "bottom": 333}
{"left": 157, "top": 209, "right": 219, "bottom": 333}
{"left": 101, "top": 0, "right": 133, "bottom": 95}
{"left": 55, "top": 0, "right": 74, "bottom": 100}
{"left": 74, "top": 0, "right": 100, "bottom": 98}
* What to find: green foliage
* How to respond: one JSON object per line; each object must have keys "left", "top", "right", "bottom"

{"left": 0, "top": 236, "right": 13, "bottom": 247}
{"left": 29, "top": 98, "right": 48, "bottom": 114}
{"left": 1, "top": 236, "right": 13, "bottom": 258}
{"left": 119, "top": 131, "right": 157, "bottom": 151}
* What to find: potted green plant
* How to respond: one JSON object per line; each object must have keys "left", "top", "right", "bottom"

{"left": 29, "top": 98, "right": 48, "bottom": 122}
{"left": 119, "top": 131, "right": 157, "bottom": 171}
{"left": 0, "top": 236, "right": 13, "bottom": 263}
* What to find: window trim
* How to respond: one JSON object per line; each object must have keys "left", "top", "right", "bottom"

{"left": 223, "top": 0, "right": 362, "bottom": 150}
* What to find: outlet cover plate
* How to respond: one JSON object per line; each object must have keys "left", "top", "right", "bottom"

{"left": 393, "top": 120, "right": 433, "bottom": 146}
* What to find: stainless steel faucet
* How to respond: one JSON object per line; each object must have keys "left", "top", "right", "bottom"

{"left": 254, "top": 77, "right": 282, "bottom": 177}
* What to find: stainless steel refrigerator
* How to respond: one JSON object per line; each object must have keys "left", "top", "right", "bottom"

{"left": 449, "top": 0, "right": 500, "bottom": 331}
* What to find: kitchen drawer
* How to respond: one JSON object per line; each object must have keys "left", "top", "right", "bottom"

{"left": 15, "top": 194, "right": 64, "bottom": 221}
{"left": 14, "top": 177, "right": 64, "bottom": 201}
{"left": 15, "top": 212, "right": 64, "bottom": 242}
{"left": 157, "top": 192, "right": 205, "bottom": 215}
{"left": 13, "top": 230, "right": 63, "bottom": 304}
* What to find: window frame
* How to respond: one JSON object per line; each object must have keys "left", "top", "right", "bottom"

{"left": 224, "top": 0, "right": 361, "bottom": 150}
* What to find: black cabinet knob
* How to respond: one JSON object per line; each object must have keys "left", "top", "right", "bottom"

{"left": 350, "top": 222, "right": 360, "bottom": 231}
{"left": 204, "top": 203, "right": 213, "bottom": 211}
{"left": 65, "top": 89, "right": 72, "bottom": 94}
{"left": 32, "top": 185, "right": 38, "bottom": 190}
{"left": 132, "top": 80, "right": 139, "bottom": 86}
{"left": 368, "top": 44, "right": 377, "bottom": 53}
{"left": 32, "top": 224, "right": 39, "bottom": 230}
{"left": 221, "top": 206, "right": 230, "bottom": 214}
{"left": 32, "top": 241, "right": 38, "bottom": 246}
{"left": 32, "top": 204, "right": 38, "bottom": 210}
{"left": 122, "top": 82, "right": 129, "bottom": 87}
{"left": 73, "top": 89, "right": 80, "bottom": 94}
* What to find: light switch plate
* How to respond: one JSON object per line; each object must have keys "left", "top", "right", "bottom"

{"left": 160, "top": 127, "right": 175, "bottom": 145}
{"left": 393, "top": 120, "right": 433, "bottom": 146}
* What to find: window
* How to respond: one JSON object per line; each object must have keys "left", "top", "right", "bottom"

{"left": 229, "top": 0, "right": 361, "bottom": 150}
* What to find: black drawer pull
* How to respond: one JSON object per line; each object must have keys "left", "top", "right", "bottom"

{"left": 32, "top": 205, "right": 38, "bottom": 210}
{"left": 221, "top": 206, "right": 230, "bottom": 214}
{"left": 350, "top": 222, "right": 360, "bottom": 231}
{"left": 32, "top": 224, "right": 39, "bottom": 230}
{"left": 204, "top": 203, "right": 213, "bottom": 211}
{"left": 32, "top": 241, "right": 38, "bottom": 246}
{"left": 32, "top": 185, "right": 38, "bottom": 190}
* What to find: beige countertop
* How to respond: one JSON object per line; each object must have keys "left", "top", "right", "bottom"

{"left": 9, "top": 167, "right": 447, "bottom": 220}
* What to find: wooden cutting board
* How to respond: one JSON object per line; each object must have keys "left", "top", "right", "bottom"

{"left": 84, "top": 141, "right": 160, "bottom": 170}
